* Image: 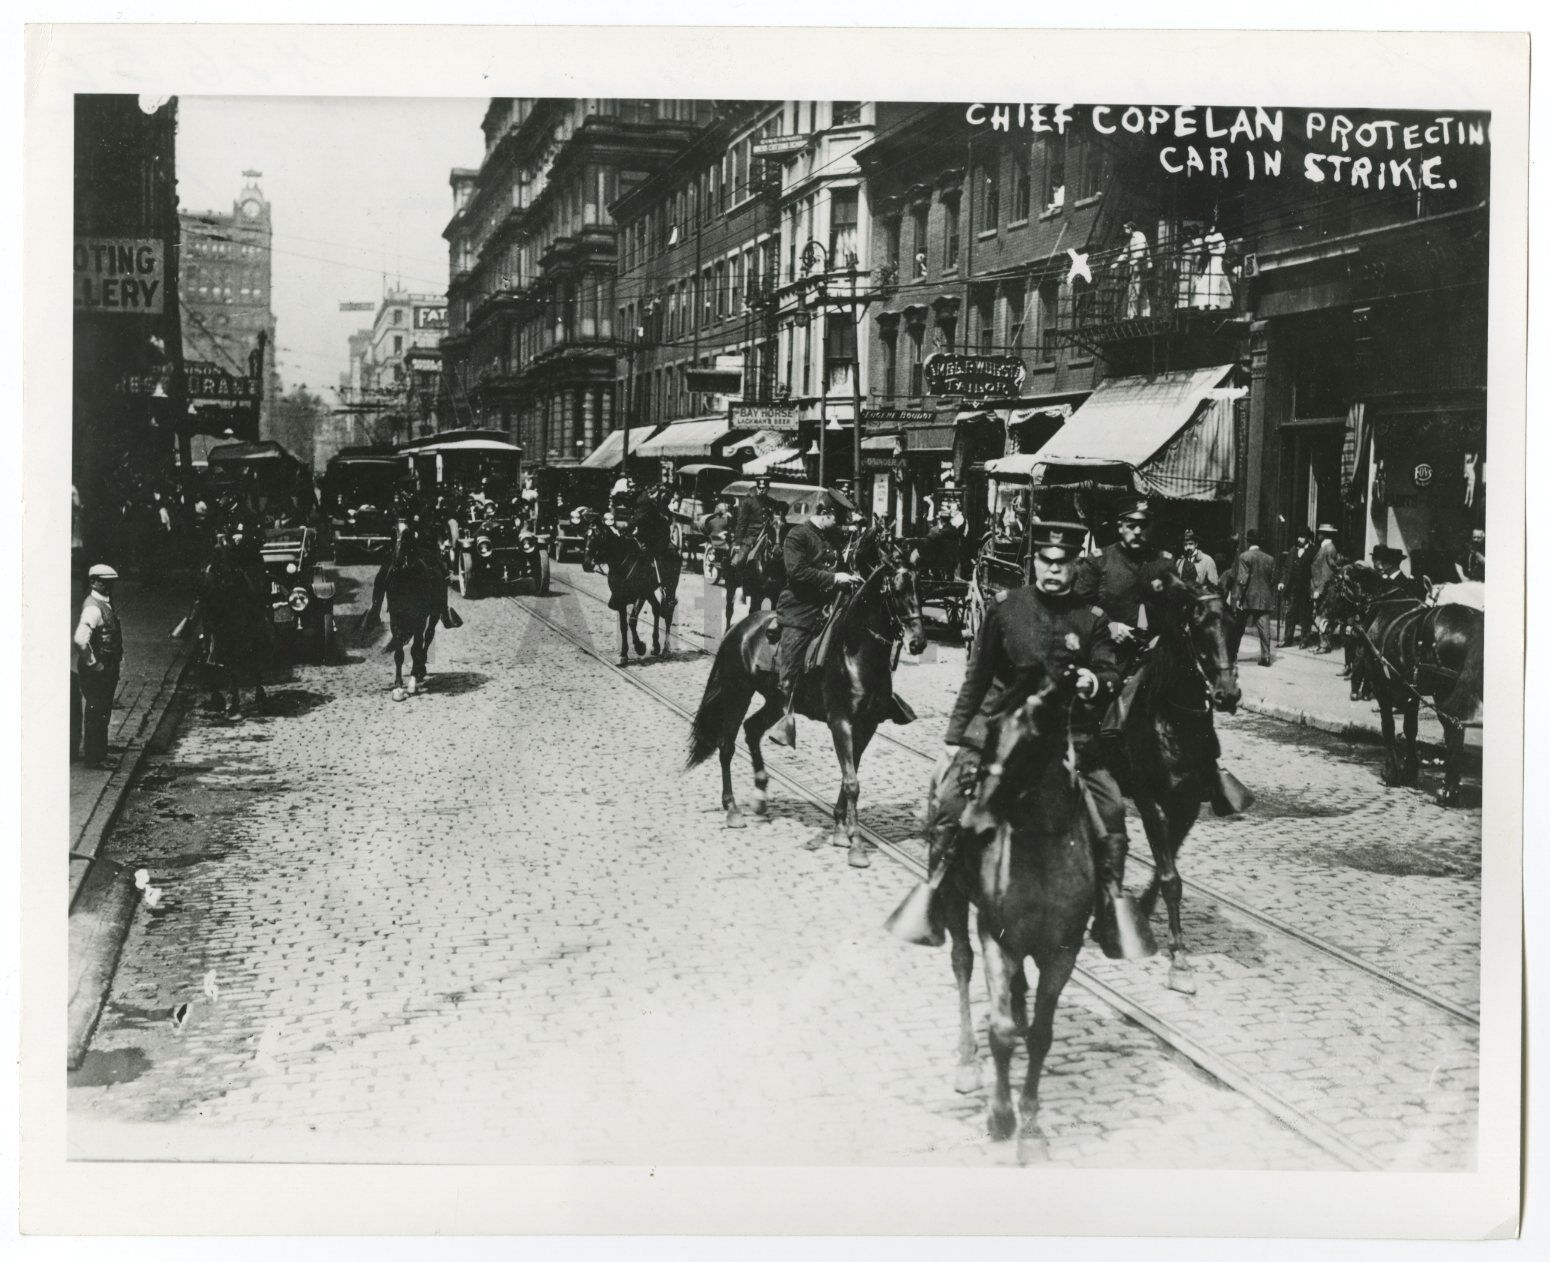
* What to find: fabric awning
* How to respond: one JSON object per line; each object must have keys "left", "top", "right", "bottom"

{"left": 984, "top": 452, "right": 1044, "bottom": 478}
{"left": 581, "top": 425, "right": 663, "bottom": 469}
{"left": 634, "top": 416, "right": 732, "bottom": 458}
{"left": 1032, "top": 365, "right": 1238, "bottom": 501}
{"left": 723, "top": 429, "right": 786, "bottom": 459}
{"left": 742, "top": 445, "right": 805, "bottom": 475}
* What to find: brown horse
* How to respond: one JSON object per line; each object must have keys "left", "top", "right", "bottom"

{"left": 686, "top": 529, "right": 926, "bottom": 866}
{"left": 724, "top": 514, "right": 784, "bottom": 628}
{"left": 360, "top": 517, "right": 444, "bottom": 695}
{"left": 1324, "top": 564, "right": 1483, "bottom": 805}
{"left": 1109, "top": 572, "right": 1243, "bottom": 995}
{"left": 583, "top": 514, "right": 679, "bottom": 666}
{"left": 185, "top": 533, "right": 274, "bottom": 718}
{"left": 938, "top": 664, "right": 1098, "bottom": 1161}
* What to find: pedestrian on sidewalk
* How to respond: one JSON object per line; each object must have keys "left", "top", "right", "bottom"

{"left": 1175, "top": 529, "right": 1220, "bottom": 592}
{"left": 1277, "top": 527, "right": 1316, "bottom": 647}
{"left": 1310, "top": 523, "right": 1342, "bottom": 652}
{"left": 1233, "top": 530, "right": 1277, "bottom": 666}
{"left": 72, "top": 563, "right": 123, "bottom": 769}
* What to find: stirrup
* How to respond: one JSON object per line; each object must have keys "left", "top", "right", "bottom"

{"left": 769, "top": 713, "right": 796, "bottom": 748}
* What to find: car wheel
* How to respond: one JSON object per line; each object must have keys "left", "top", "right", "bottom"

{"left": 318, "top": 612, "right": 335, "bottom": 662}
{"left": 536, "top": 550, "right": 551, "bottom": 595}
{"left": 457, "top": 552, "right": 474, "bottom": 598}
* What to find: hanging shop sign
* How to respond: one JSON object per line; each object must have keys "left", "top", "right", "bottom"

{"left": 923, "top": 353, "right": 1027, "bottom": 399}
{"left": 861, "top": 408, "right": 937, "bottom": 426}
{"left": 728, "top": 401, "right": 801, "bottom": 433}
{"left": 74, "top": 237, "right": 165, "bottom": 314}
{"left": 751, "top": 134, "right": 810, "bottom": 158}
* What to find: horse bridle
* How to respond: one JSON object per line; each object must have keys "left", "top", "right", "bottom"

{"left": 1163, "top": 590, "right": 1233, "bottom": 715}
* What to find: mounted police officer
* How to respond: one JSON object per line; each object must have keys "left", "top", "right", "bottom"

{"left": 1076, "top": 496, "right": 1173, "bottom": 670}
{"left": 731, "top": 474, "right": 785, "bottom": 570}
{"left": 907, "top": 522, "right": 1152, "bottom": 958}
{"left": 768, "top": 489, "right": 860, "bottom": 748}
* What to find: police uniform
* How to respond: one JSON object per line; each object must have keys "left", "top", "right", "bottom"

{"left": 1075, "top": 499, "right": 1171, "bottom": 671}
{"left": 732, "top": 487, "right": 784, "bottom": 567}
{"left": 73, "top": 565, "right": 123, "bottom": 766}
{"left": 775, "top": 515, "right": 844, "bottom": 708}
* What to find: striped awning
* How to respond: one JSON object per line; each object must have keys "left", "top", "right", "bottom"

{"left": 742, "top": 445, "right": 806, "bottom": 475}
{"left": 581, "top": 425, "right": 663, "bottom": 469}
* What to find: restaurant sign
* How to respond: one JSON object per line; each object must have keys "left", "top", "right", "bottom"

{"left": 729, "top": 401, "right": 802, "bottom": 433}
{"left": 923, "top": 354, "right": 1026, "bottom": 399}
{"left": 75, "top": 237, "right": 165, "bottom": 314}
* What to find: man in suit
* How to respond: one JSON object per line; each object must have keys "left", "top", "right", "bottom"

{"left": 926, "top": 521, "right": 1148, "bottom": 959}
{"left": 1277, "top": 527, "right": 1317, "bottom": 647}
{"left": 768, "top": 491, "right": 860, "bottom": 748}
{"left": 1310, "top": 523, "right": 1343, "bottom": 652}
{"left": 1233, "top": 529, "right": 1278, "bottom": 666}
{"left": 1174, "top": 528, "right": 1219, "bottom": 592}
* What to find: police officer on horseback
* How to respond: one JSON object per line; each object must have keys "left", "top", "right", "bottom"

{"left": 1076, "top": 496, "right": 1173, "bottom": 668}
{"left": 768, "top": 489, "right": 860, "bottom": 748}
{"left": 918, "top": 521, "right": 1150, "bottom": 959}
{"left": 731, "top": 474, "right": 785, "bottom": 570}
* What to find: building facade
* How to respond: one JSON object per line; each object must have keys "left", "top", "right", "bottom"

{"left": 440, "top": 99, "right": 708, "bottom": 463}
{"left": 178, "top": 172, "right": 281, "bottom": 440}
{"left": 610, "top": 101, "right": 783, "bottom": 451}
{"left": 73, "top": 93, "right": 184, "bottom": 560}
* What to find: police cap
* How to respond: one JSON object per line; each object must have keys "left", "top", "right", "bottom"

{"left": 1114, "top": 496, "right": 1152, "bottom": 523}
{"left": 818, "top": 487, "right": 855, "bottom": 515}
{"left": 1028, "top": 520, "right": 1086, "bottom": 560}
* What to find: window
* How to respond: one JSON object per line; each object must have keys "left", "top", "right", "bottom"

{"left": 831, "top": 101, "right": 861, "bottom": 127}
{"left": 1005, "top": 282, "right": 1026, "bottom": 351}
{"left": 908, "top": 325, "right": 925, "bottom": 397}
{"left": 702, "top": 266, "right": 714, "bottom": 325}
{"left": 393, "top": 309, "right": 403, "bottom": 325}
{"left": 393, "top": 335, "right": 403, "bottom": 354}
{"left": 1042, "top": 136, "right": 1067, "bottom": 213}
{"left": 1070, "top": 135, "right": 1109, "bottom": 201}
{"left": 944, "top": 198, "right": 961, "bottom": 269}
{"left": 1009, "top": 148, "right": 1031, "bottom": 223}
{"left": 884, "top": 216, "right": 901, "bottom": 266}
{"left": 882, "top": 328, "right": 898, "bottom": 398}
{"left": 911, "top": 203, "right": 929, "bottom": 275}
{"left": 974, "top": 288, "right": 995, "bottom": 354}
{"left": 715, "top": 261, "right": 727, "bottom": 319}
{"left": 829, "top": 189, "right": 858, "bottom": 268}
{"left": 979, "top": 154, "right": 1000, "bottom": 230}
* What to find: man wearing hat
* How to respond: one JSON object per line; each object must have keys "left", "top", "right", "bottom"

{"left": 1174, "top": 528, "right": 1219, "bottom": 592}
{"left": 1231, "top": 530, "right": 1278, "bottom": 666}
{"left": 1076, "top": 496, "right": 1172, "bottom": 669}
{"left": 1373, "top": 543, "right": 1425, "bottom": 600}
{"left": 769, "top": 490, "right": 861, "bottom": 748}
{"left": 927, "top": 521, "right": 1146, "bottom": 958}
{"left": 1309, "top": 524, "right": 1343, "bottom": 652}
{"left": 73, "top": 563, "right": 123, "bottom": 769}
{"left": 730, "top": 474, "right": 786, "bottom": 573}
{"left": 1277, "top": 527, "right": 1317, "bottom": 648}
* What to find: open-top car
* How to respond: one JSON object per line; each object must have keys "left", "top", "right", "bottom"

{"left": 668, "top": 462, "right": 739, "bottom": 568}
{"left": 321, "top": 446, "right": 399, "bottom": 559}
{"left": 400, "top": 431, "right": 551, "bottom": 598}
{"left": 260, "top": 523, "right": 336, "bottom": 660}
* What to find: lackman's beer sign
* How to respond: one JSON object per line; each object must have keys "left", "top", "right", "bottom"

{"left": 75, "top": 238, "right": 165, "bottom": 314}
{"left": 923, "top": 353, "right": 1026, "bottom": 399}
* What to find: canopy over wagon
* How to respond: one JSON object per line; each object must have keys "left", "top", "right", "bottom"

{"left": 207, "top": 440, "right": 317, "bottom": 524}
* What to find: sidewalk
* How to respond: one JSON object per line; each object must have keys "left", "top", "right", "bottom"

{"left": 70, "top": 574, "right": 199, "bottom": 906}
{"left": 1231, "top": 638, "right": 1482, "bottom": 752}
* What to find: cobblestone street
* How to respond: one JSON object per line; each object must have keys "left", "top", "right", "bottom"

{"left": 67, "top": 560, "right": 1480, "bottom": 1170}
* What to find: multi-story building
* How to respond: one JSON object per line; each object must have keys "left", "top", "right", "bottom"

{"left": 440, "top": 99, "right": 708, "bottom": 464}
{"left": 856, "top": 103, "right": 1117, "bottom": 532}
{"left": 178, "top": 172, "right": 281, "bottom": 439}
{"left": 362, "top": 289, "right": 446, "bottom": 443}
{"left": 609, "top": 101, "right": 784, "bottom": 468}
{"left": 73, "top": 93, "right": 184, "bottom": 558}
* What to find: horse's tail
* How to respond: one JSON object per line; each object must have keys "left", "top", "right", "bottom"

{"left": 687, "top": 630, "right": 741, "bottom": 769}
{"left": 1438, "top": 610, "right": 1485, "bottom": 725}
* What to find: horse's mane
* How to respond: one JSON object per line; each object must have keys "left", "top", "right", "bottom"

{"left": 1140, "top": 573, "right": 1211, "bottom": 708}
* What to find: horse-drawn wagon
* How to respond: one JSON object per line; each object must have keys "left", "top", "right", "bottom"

{"left": 668, "top": 463, "right": 739, "bottom": 570}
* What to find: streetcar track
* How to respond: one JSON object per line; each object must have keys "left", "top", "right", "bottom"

{"left": 550, "top": 570, "right": 1478, "bottom": 1028}
{"left": 505, "top": 585, "right": 1380, "bottom": 1172}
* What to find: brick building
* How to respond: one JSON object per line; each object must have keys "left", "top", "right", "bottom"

{"left": 440, "top": 99, "right": 708, "bottom": 464}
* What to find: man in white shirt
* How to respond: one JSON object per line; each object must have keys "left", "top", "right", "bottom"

{"left": 73, "top": 563, "right": 123, "bottom": 769}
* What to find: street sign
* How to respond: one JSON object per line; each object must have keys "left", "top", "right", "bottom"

{"left": 339, "top": 301, "right": 376, "bottom": 312}
{"left": 728, "top": 401, "right": 801, "bottom": 433}
{"left": 74, "top": 238, "right": 165, "bottom": 314}
{"left": 923, "top": 354, "right": 1027, "bottom": 399}
{"left": 861, "top": 408, "right": 937, "bottom": 425}
{"left": 751, "top": 134, "right": 809, "bottom": 158}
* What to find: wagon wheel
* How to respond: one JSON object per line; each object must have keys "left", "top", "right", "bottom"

{"left": 535, "top": 549, "right": 551, "bottom": 596}
{"left": 963, "top": 578, "right": 986, "bottom": 656}
{"left": 457, "top": 550, "right": 475, "bottom": 598}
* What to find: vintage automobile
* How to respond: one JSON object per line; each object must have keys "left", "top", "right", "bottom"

{"left": 260, "top": 523, "right": 337, "bottom": 661}
{"left": 532, "top": 464, "right": 613, "bottom": 561}
{"left": 399, "top": 432, "right": 552, "bottom": 598}
{"left": 667, "top": 462, "right": 739, "bottom": 568}
{"left": 321, "top": 446, "right": 399, "bottom": 559}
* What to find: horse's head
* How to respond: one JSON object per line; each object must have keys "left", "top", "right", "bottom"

{"left": 1323, "top": 562, "right": 1380, "bottom": 622}
{"left": 581, "top": 513, "right": 610, "bottom": 572}
{"left": 960, "top": 663, "right": 1070, "bottom": 833}
{"left": 1145, "top": 571, "right": 1240, "bottom": 713}
{"left": 865, "top": 536, "right": 927, "bottom": 658}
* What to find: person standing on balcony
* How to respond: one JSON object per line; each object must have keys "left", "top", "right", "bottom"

{"left": 1118, "top": 220, "right": 1152, "bottom": 318}
{"left": 1193, "top": 214, "right": 1232, "bottom": 311}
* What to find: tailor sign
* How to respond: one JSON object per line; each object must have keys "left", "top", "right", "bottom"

{"left": 74, "top": 238, "right": 165, "bottom": 314}
{"left": 923, "top": 353, "right": 1027, "bottom": 399}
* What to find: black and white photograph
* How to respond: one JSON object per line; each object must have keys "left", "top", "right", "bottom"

{"left": 21, "top": 21, "right": 1529, "bottom": 1241}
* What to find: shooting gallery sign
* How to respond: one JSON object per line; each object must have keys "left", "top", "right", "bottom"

{"left": 923, "top": 354, "right": 1027, "bottom": 399}
{"left": 75, "top": 238, "right": 165, "bottom": 314}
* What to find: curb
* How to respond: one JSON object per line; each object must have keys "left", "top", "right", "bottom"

{"left": 66, "top": 637, "right": 196, "bottom": 1067}
{"left": 1237, "top": 696, "right": 1377, "bottom": 744}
